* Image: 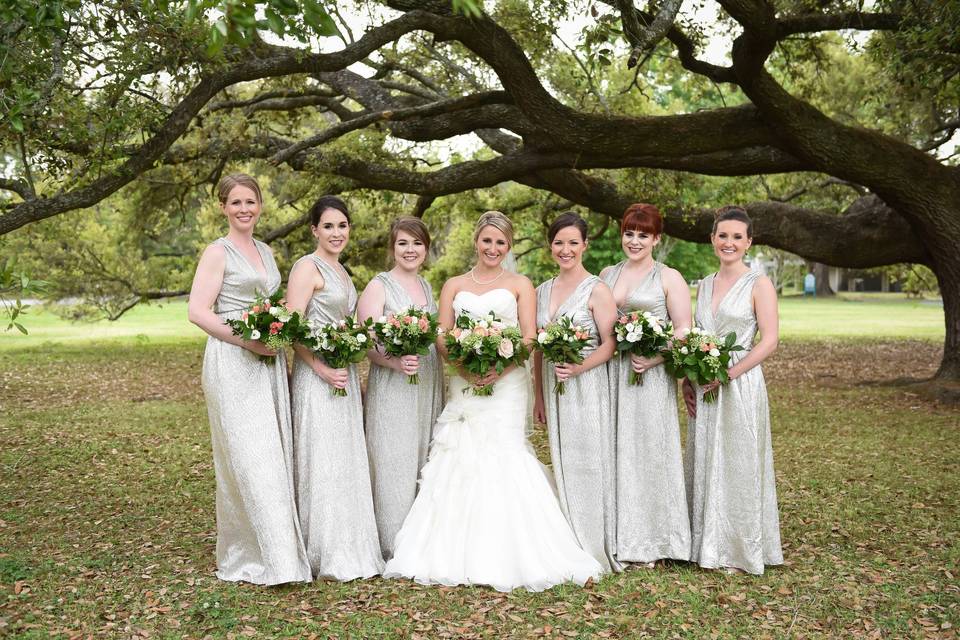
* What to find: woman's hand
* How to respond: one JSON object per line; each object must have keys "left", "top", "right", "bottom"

{"left": 553, "top": 362, "right": 581, "bottom": 382}
{"left": 534, "top": 395, "right": 547, "bottom": 424}
{"left": 244, "top": 340, "right": 278, "bottom": 357}
{"left": 630, "top": 353, "right": 663, "bottom": 376}
{"left": 475, "top": 366, "right": 506, "bottom": 388}
{"left": 314, "top": 361, "right": 348, "bottom": 390}
{"left": 700, "top": 380, "right": 721, "bottom": 398}
{"left": 682, "top": 378, "right": 697, "bottom": 418}
{"left": 395, "top": 354, "right": 420, "bottom": 376}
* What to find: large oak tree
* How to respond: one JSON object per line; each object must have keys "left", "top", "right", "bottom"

{"left": 1, "top": 0, "right": 958, "bottom": 379}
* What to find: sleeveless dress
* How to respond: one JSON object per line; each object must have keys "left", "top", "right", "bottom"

{"left": 290, "top": 255, "right": 384, "bottom": 580}
{"left": 200, "top": 237, "right": 311, "bottom": 585}
{"left": 602, "top": 261, "right": 690, "bottom": 564}
{"left": 364, "top": 272, "right": 444, "bottom": 560}
{"left": 536, "top": 276, "right": 620, "bottom": 573}
{"left": 383, "top": 288, "right": 603, "bottom": 592}
{"left": 687, "top": 270, "right": 783, "bottom": 574}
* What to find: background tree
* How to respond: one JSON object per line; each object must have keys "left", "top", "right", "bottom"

{"left": 1, "top": 0, "right": 957, "bottom": 380}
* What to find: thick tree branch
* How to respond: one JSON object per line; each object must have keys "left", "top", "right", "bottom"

{"left": 617, "top": 0, "right": 683, "bottom": 68}
{"left": 0, "top": 178, "right": 35, "bottom": 201}
{"left": 776, "top": 12, "right": 903, "bottom": 38}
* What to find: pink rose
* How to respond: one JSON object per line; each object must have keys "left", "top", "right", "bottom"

{"left": 497, "top": 338, "right": 514, "bottom": 359}
{"left": 419, "top": 317, "right": 429, "bottom": 331}
{"left": 618, "top": 315, "right": 628, "bottom": 324}
{"left": 700, "top": 342, "right": 711, "bottom": 352}
{"left": 451, "top": 327, "right": 462, "bottom": 338}
{"left": 252, "top": 305, "right": 261, "bottom": 314}
{"left": 474, "top": 327, "right": 488, "bottom": 337}
{"left": 263, "top": 301, "right": 271, "bottom": 309}
{"left": 389, "top": 317, "right": 401, "bottom": 327}
{"left": 405, "top": 315, "right": 415, "bottom": 324}
{"left": 242, "top": 312, "right": 249, "bottom": 321}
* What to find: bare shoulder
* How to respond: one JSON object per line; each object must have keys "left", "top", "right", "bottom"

{"left": 590, "top": 279, "right": 615, "bottom": 303}
{"left": 440, "top": 273, "right": 469, "bottom": 297}
{"left": 361, "top": 275, "right": 385, "bottom": 297}
{"left": 661, "top": 265, "right": 689, "bottom": 288}
{"left": 753, "top": 274, "right": 777, "bottom": 298}
{"left": 507, "top": 271, "right": 535, "bottom": 295}
{"left": 599, "top": 264, "right": 614, "bottom": 279}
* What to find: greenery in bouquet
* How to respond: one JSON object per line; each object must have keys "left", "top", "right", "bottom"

{"left": 613, "top": 310, "right": 673, "bottom": 385}
{"left": 662, "top": 327, "right": 743, "bottom": 403}
{"left": 225, "top": 291, "right": 308, "bottom": 360}
{"left": 534, "top": 315, "right": 591, "bottom": 395}
{"left": 370, "top": 307, "right": 441, "bottom": 384}
{"left": 304, "top": 316, "right": 371, "bottom": 396}
{"left": 444, "top": 312, "right": 529, "bottom": 396}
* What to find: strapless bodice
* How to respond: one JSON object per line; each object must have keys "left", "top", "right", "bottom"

{"left": 452, "top": 288, "right": 518, "bottom": 327}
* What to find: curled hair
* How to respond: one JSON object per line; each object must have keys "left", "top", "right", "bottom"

{"left": 388, "top": 217, "right": 431, "bottom": 265}
{"left": 217, "top": 173, "right": 262, "bottom": 205}
{"left": 620, "top": 203, "right": 663, "bottom": 236}
{"left": 712, "top": 205, "right": 753, "bottom": 238}
{"left": 309, "top": 195, "right": 351, "bottom": 227}
{"left": 547, "top": 212, "right": 588, "bottom": 243}
{"left": 473, "top": 210, "right": 514, "bottom": 247}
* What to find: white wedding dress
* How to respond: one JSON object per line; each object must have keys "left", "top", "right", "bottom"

{"left": 383, "top": 289, "right": 603, "bottom": 592}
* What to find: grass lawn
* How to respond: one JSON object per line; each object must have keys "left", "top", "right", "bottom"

{"left": 0, "top": 292, "right": 945, "bottom": 351}
{"left": 1, "top": 298, "right": 957, "bottom": 638}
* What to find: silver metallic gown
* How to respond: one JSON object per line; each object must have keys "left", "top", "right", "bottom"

{"left": 536, "top": 276, "right": 620, "bottom": 573}
{"left": 363, "top": 272, "right": 443, "bottom": 560}
{"left": 290, "top": 255, "right": 384, "bottom": 580}
{"left": 687, "top": 270, "right": 783, "bottom": 574}
{"left": 200, "top": 237, "right": 311, "bottom": 585}
{"left": 602, "top": 261, "right": 690, "bottom": 564}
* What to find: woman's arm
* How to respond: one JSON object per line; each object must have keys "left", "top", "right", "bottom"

{"left": 631, "top": 267, "right": 692, "bottom": 374}
{"left": 728, "top": 275, "right": 778, "bottom": 380}
{"left": 533, "top": 349, "right": 546, "bottom": 423}
{"left": 435, "top": 276, "right": 460, "bottom": 363}
{"left": 187, "top": 244, "right": 275, "bottom": 356}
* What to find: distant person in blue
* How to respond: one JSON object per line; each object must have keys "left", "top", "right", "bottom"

{"left": 804, "top": 272, "right": 816, "bottom": 297}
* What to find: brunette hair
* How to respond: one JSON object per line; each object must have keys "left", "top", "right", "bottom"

{"left": 217, "top": 173, "right": 262, "bottom": 204}
{"left": 547, "top": 212, "right": 588, "bottom": 243}
{"left": 309, "top": 195, "right": 351, "bottom": 226}
{"left": 473, "top": 210, "right": 514, "bottom": 247}
{"left": 620, "top": 203, "right": 663, "bottom": 236}
{"left": 712, "top": 205, "right": 753, "bottom": 237}
{"left": 388, "top": 217, "right": 431, "bottom": 265}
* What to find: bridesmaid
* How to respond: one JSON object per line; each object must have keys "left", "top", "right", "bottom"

{"left": 357, "top": 217, "right": 443, "bottom": 560}
{"left": 287, "top": 195, "right": 384, "bottom": 580}
{"left": 187, "top": 173, "right": 310, "bottom": 584}
{"left": 599, "top": 203, "right": 692, "bottom": 567}
{"left": 682, "top": 205, "right": 783, "bottom": 575}
{"left": 533, "top": 212, "right": 621, "bottom": 573}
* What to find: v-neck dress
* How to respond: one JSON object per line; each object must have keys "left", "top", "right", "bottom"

{"left": 687, "top": 270, "right": 783, "bottom": 574}
{"left": 363, "top": 272, "right": 444, "bottom": 560}
{"left": 200, "top": 237, "right": 311, "bottom": 585}
{"left": 602, "top": 261, "right": 690, "bottom": 564}
{"left": 290, "top": 255, "right": 384, "bottom": 580}
{"left": 536, "top": 276, "right": 620, "bottom": 573}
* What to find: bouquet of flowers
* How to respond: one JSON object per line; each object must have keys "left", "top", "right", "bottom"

{"left": 369, "top": 307, "right": 441, "bottom": 384}
{"left": 444, "top": 312, "right": 529, "bottom": 396}
{"left": 534, "top": 316, "right": 591, "bottom": 395}
{"left": 303, "top": 316, "right": 371, "bottom": 396}
{"left": 612, "top": 310, "right": 673, "bottom": 385}
{"left": 662, "top": 327, "right": 743, "bottom": 403}
{"left": 225, "top": 291, "right": 308, "bottom": 359}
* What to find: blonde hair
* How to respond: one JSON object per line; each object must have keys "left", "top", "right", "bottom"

{"left": 473, "top": 210, "right": 514, "bottom": 247}
{"left": 217, "top": 173, "right": 263, "bottom": 205}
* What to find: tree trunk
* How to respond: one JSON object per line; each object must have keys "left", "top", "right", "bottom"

{"left": 810, "top": 262, "right": 834, "bottom": 297}
{"left": 934, "top": 259, "right": 960, "bottom": 380}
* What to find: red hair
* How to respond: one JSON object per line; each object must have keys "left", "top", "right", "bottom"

{"left": 620, "top": 203, "right": 663, "bottom": 236}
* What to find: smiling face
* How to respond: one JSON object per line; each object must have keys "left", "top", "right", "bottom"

{"left": 621, "top": 228, "right": 660, "bottom": 263}
{"left": 220, "top": 185, "right": 262, "bottom": 233}
{"left": 475, "top": 224, "right": 510, "bottom": 269}
{"left": 711, "top": 219, "right": 752, "bottom": 265}
{"left": 312, "top": 207, "right": 350, "bottom": 255}
{"left": 550, "top": 225, "right": 587, "bottom": 271}
{"left": 393, "top": 229, "right": 427, "bottom": 272}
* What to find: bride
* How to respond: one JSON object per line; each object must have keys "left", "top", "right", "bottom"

{"left": 383, "top": 211, "right": 604, "bottom": 592}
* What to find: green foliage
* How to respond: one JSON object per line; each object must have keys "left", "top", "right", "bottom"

{"left": 0, "top": 256, "right": 47, "bottom": 334}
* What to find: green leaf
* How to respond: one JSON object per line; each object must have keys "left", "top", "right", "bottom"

{"left": 14, "top": 322, "right": 27, "bottom": 334}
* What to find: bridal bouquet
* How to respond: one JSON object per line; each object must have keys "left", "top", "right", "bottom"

{"left": 534, "top": 316, "right": 591, "bottom": 395}
{"left": 662, "top": 327, "right": 743, "bottom": 403}
{"left": 613, "top": 310, "right": 673, "bottom": 385}
{"left": 304, "top": 316, "right": 371, "bottom": 396}
{"left": 370, "top": 307, "right": 441, "bottom": 384}
{"left": 444, "top": 312, "right": 529, "bottom": 396}
{"left": 225, "top": 291, "right": 309, "bottom": 359}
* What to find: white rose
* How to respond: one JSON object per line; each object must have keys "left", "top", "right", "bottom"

{"left": 491, "top": 320, "right": 504, "bottom": 330}
{"left": 477, "top": 320, "right": 489, "bottom": 329}
{"left": 690, "top": 327, "right": 701, "bottom": 334}
{"left": 394, "top": 338, "right": 402, "bottom": 344}
{"left": 249, "top": 329, "right": 261, "bottom": 340}
{"left": 377, "top": 316, "right": 387, "bottom": 324}
{"left": 537, "top": 332, "right": 548, "bottom": 344}
{"left": 680, "top": 346, "right": 689, "bottom": 354}
{"left": 357, "top": 334, "right": 367, "bottom": 344}
{"left": 626, "top": 331, "right": 641, "bottom": 343}
{"left": 269, "top": 306, "right": 281, "bottom": 317}
{"left": 625, "top": 322, "right": 635, "bottom": 332}
{"left": 642, "top": 311, "right": 653, "bottom": 319}
{"left": 709, "top": 348, "right": 720, "bottom": 357}
{"left": 498, "top": 338, "right": 514, "bottom": 358}
{"left": 458, "top": 330, "right": 472, "bottom": 344}
{"left": 652, "top": 324, "right": 663, "bottom": 335}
